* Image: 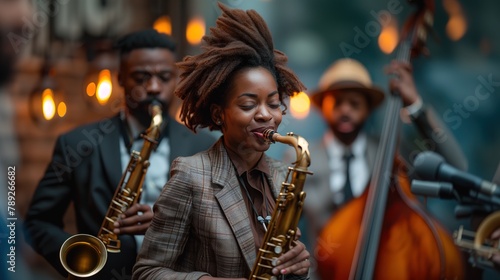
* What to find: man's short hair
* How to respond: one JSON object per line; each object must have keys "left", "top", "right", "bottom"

{"left": 114, "top": 29, "right": 176, "bottom": 58}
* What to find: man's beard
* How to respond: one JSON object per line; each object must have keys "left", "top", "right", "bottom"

{"left": 330, "top": 115, "right": 365, "bottom": 145}
{"left": 127, "top": 97, "right": 168, "bottom": 128}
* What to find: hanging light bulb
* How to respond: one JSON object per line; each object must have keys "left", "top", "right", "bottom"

{"left": 83, "top": 40, "right": 118, "bottom": 111}
{"left": 377, "top": 16, "right": 399, "bottom": 54}
{"left": 58, "top": 101, "right": 67, "bottom": 118}
{"left": 186, "top": 16, "right": 205, "bottom": 45}
{"left": 42, "top": 88, "right": 56, "bottom": 120}
{"left": 290, "top": 91, "right": 310, "bottom": 119}
{"left": 86, "top": 82, "right": 97, "bottom": 97}
{"left": 443, "top": 0, "right": 467, "bottom": 41}
{"left": 153, "top": 15, "right": 172, "bottom": 35}
{"left": 29, "top": 64, "right": 67, "bottom": 126}
{"left": 26, "top": 0, "right": 69, "bottom": 127}
{"left": 95, "top": 69, "right": 112, "bottom": 105}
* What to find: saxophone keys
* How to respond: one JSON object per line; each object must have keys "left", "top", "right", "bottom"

{"left": 274, "top": 245, "right": 282, "bottom": 254}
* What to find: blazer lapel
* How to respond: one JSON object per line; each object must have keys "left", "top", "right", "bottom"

{"left": 99, "top": 116, "right": 123, "bottom": 192}
{"left": 211, "top": 141, "right": 256, "bottom": 270}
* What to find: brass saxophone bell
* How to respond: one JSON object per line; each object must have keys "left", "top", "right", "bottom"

{"left": 59, "top": 234, "right": 108, "bottom": 279}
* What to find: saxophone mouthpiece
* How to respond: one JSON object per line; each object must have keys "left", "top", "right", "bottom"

{"left": 149, "top": 100, "right": 162, "bottom": 115}
{"left": 149, "top": 100, "right": 163, "bottom": 126}
{"left": 263, "top": 129, "right": 277, "bottom": 143}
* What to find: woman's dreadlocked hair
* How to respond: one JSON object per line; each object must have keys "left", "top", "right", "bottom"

{"left": 175, "top": 2, "right": 306, "bottom": 132}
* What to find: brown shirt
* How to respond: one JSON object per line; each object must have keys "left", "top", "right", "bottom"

{"left": 226, "top": 149, "right": 276, "bottom": 253}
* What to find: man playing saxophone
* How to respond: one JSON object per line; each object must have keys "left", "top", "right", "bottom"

{"left": 133, "top": 4, "right": 311, "bottom": 280}
{"left": 23, "top": 29, "right": 215, "bottom": 279}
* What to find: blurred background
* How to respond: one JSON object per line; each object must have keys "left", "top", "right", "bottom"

{"left": 0, "top": 0, "right": 498, "bottom": 279}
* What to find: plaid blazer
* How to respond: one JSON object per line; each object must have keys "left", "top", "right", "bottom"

{"left": 133, "top": 138, "right": 308, "bottom": 280}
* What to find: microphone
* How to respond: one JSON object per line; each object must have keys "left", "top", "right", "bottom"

{"left": 410, "top": 180, "right": 454, "bottom": 199}
{"left": 413, "top": 151, "right": 500, "bottom": 198}
{"left": 411, "top": 179, "right": 500, "bottom": 207}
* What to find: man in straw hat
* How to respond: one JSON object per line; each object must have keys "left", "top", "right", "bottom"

{"left": 301, "top": 58, "right": 468, "bottom": 278}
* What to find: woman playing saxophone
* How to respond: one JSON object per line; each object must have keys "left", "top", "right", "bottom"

{"left": 133, "top": 3, "right": 310, "bottom": 280}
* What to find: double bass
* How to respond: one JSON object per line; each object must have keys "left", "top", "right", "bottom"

{"left": 316, "top": 1, "right": 465, "bottom": 279}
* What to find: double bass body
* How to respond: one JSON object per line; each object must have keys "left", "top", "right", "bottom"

{"left": 316, "top": 159, "right": 465, "bottom": 279}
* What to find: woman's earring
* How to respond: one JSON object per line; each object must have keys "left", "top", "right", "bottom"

{"left": 216, "top": 120, "right": 222, "bottom": 125}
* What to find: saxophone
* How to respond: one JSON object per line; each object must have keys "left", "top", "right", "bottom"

{"left": 454, "top": 211, "right": 500, "bottom": 269}
{"left": 249, "top": 129, "right": 312, "bottom": 280}
{"left": 59, "top": 103, "right": 163, "bottom": 279}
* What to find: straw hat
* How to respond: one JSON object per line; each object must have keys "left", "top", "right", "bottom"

{"left": 310, "top": 58, "right": 385, "bottom": 109}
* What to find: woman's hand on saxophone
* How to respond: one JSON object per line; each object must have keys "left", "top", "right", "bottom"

{"left": 271, "top": 228, "right": 311, "bottom": 276}
{"left": 113, "top": 203, "right": 154, "bottom": 235}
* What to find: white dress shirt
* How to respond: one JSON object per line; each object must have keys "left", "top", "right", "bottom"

{"left": 325, "top": 131, "right": 370, "bottom": 205}
{"left": 119, "top": 113, "right": 169, "bottom": 251}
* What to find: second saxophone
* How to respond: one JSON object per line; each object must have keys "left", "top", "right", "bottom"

{"left": 59, "top": 103, "right": 163, "bottom": 279}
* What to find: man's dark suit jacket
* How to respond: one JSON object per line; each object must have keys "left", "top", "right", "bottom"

{"left": 23, "top": 114, "right": 216, "bottom": 280}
